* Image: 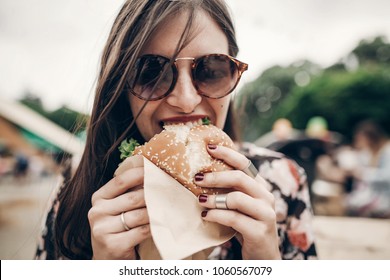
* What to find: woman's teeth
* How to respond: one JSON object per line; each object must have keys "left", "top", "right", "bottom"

{"left": 163, "top": 119, "right": 203, "bottom": 127}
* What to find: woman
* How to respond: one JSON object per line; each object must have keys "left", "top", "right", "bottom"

{"left": 36, "top": 0, "right": 316, "bottom": 260}
{"left": 346, "top": 120, "right": 390, "bottom": 218}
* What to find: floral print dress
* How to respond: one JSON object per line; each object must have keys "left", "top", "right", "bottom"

{"left": 35, "top": 143, "right": 317, "bottom": 260}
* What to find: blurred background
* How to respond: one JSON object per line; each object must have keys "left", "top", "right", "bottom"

{"left": 1, "top": 0, "right": 389, "bottom": 259}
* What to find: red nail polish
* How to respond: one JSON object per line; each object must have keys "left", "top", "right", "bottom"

{"left": 201, "top": 210, "right": 208, "bottom": 217}
{"left": 199, "top": 194, "right": 208, "bottom": 203}
{"left": 208, "top": 144, "right": 217, "bottom": 150}
{"left": 195, "top": 173, "right": 204, "bottom": 182}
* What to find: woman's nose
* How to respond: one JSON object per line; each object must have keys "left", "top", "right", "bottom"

{"left": 165, "top": 68, "right": 202, "bottom": 113}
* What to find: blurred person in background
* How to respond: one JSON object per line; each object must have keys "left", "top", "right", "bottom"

{"left": 345, "top": 120, "right": 390, "bottom": 218}
{"left": 13, "top": 152, "right": 29, "bottom": 183}
{"left": 315, "top": 119, "right": 390, "bottom": 217}
{"left": 313, "top": 143, "right": 357, "bottom": 216}
{"left": 255, "top": 118, "right": 301, "bottom": 148}
{"left": 315, "top": 144, "right": 357, "bottom": 193}
{"left": 306, "top": 116, "right": 330, "bottom": 141}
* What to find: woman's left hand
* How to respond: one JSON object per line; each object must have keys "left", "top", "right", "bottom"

{"left": 196, "top": 144, "right": 281, "bottom": 260}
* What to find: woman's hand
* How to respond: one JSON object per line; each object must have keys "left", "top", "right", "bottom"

{"left": 88, "top": 166, "right": 151, "bottom": 259}
{"left": 196, "top": 144, "right": 281, "bottom": 260}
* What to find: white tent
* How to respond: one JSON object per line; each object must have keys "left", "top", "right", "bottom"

{"left": 0, "top": 96, "right": 85, "bottom": 156}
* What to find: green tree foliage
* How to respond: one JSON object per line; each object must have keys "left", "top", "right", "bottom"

{"left": 275, "top": 66, "right": 390, "bottom": 141}
{"left": 352, "top": 36, "right": 390, "bottom": 65}
{"left": 49, "top": 106, "right": 88, "bottom": 134}
{"left": 19, "top": 92, "right": 88, "bottom": 135}
{"left": 236, "top": 36, "right": 390, "bottom": 142}
{"left": 19, "top": 92, "right": 46, "bottom": 116}
{"left": 235, "top": 60, "right": 322, "bottom": 141}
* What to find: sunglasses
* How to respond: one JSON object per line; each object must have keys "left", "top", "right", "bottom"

{"left": 128, "top": 53, "right": 248, "bottom": 101}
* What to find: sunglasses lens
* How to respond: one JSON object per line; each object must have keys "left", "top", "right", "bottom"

{"left": 131, "top": 56, "right": 173, "bottom": 100}
{"left": 194, "top": 55, "right": 238, "bottom": 98}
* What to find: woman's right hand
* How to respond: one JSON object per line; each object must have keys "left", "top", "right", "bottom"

{"left": 88, "top": 166, "right": 151, "bottom": 259}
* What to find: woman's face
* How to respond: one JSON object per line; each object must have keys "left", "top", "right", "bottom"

{"left": 129, "top": 10, "right": 231, "bottom": 141}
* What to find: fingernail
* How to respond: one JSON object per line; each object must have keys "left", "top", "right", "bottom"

{"left": 201, "top": 210, "right": 208, "bottom": 217}
{"left": 195, "top": 173, "right": 204, "bottom": 182}
{"left": 199, "top": 194, "right": 208, "bottom": 203}
{"left": 208, "top": 144, "right": 217, "bottom": 150}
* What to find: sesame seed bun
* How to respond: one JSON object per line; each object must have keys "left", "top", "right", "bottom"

{"left": 133, "top": 123, "right": 234, "bottom": 196}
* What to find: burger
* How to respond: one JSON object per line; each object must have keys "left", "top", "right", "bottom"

{"left": 118, "top": 118, "right": 234, "bottom": 196}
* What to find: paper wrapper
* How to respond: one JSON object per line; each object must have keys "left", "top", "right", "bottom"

{"left": 115, "top": 155, "right": 236, "bottom": 260}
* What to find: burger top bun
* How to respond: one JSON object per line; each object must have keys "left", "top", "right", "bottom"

{"left": 133, "top": 122, "right": 235, "bottom": 196}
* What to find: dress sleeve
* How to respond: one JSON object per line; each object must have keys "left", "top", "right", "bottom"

{"left": 255, "top": 151, "right": 318, "bottom": 259}
{"left": 249, "top": 143, "right": 317, "bottom": 259}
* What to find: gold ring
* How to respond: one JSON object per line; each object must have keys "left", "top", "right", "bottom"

{"left": 120, "top": 212, "right": 130, "bottom": 231}
{"left": 215, "top": 194, "right": 229, "bottom": 210}
{"left": 241, "top": 160, "right": 258, "bottom": 179}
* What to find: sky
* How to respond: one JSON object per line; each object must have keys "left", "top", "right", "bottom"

{"left": 1, "top": 0, "right": 390, "bottom": 114}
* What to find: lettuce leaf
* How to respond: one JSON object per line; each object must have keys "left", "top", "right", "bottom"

{"left": 118, "top": 138, "right": 140, "bottom": 160}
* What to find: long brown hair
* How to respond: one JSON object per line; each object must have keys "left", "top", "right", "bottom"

{"left": 55, "top": 0, "right": 240, "bottom": 259}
